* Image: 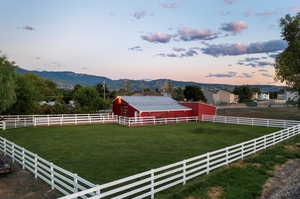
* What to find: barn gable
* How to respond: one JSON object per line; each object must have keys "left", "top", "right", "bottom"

{"left": 117, "top": 96, "right": 192, "bottom": 112}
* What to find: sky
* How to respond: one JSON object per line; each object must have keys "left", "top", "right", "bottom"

{"left": 1, "top": 0, "right": 299, "bottom": 85}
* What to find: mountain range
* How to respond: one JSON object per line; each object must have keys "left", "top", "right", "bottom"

{"left": 16, "top": 67, "right": 285, "bottom": 92}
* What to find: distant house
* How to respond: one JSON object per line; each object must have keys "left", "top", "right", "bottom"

{"left": 252, "top": 92, "right": 270, "bottom": 101}
{"left": 202, "top": 89, "right": 238, "bottom": 105}
{"left": 112, "top": 96, "right": 216, "bottom": 118}
{"left": 278, "top": 90, "right": 299, "bottom": 102}
{"left": 39, "top": 101, "right": 55, "bottom": 106}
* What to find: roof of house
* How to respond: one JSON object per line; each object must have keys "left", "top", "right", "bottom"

{"left": 117, "top": 96, "right": 192, "bottom": 112}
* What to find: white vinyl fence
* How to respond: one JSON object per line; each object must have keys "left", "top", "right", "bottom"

{"left": 0, "top": 121, "right": 5, "bottom": 130}
{"left": 118, "top": 116, "right": 199, "bottom": 126}
{"left": 202, "top": 114, "right": 300, "bottom": 129}
{"left": 59, "top": 124, "right": 300, "bottom": 199}
{"left": 2, "top": 113, "right": 117, "bottom": 130}
{"left": 0, "top": 136, "right": 96, "bottom": 197}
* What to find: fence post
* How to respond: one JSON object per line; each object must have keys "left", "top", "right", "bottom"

{"left": 50, "top": 162, "right": 54, "bottom": 190}
{"left": 183, "top": 160, "right": 186, "bottom": 185}
{"left": 12, "top": 144, "right": 15, "bottom": 163}
{"left": 226, "top": 147, "right": 229, "bottom": 165}
{"left": 47, "top": 115, "right": 50, "bottom": 126}
{"left": 2, "top": 121, "right": 6, "bottom": 130}
{"left": 254, "top": 139, "right": 257, "bottom": 153}
{"left": 251, "top": 118, "right": 254, "bottom": 126}
{"left": 73, "top": 173, "right": 78, "bottom": 193}
{"left": 206, "top": 152, "right": 210, "bottom": 174}
{"left": 241, "top": 144, "right": 244, "bottom": 159}
{"left": 75, "top": 115, "right": 78, "bottom": 125}
{"left": 22, "top": 148, "right": 25, "bottom": 169}
{"left": 14, "top": 118, "right": 17, "bottom": 128}
{"left": 34, "top": 118, "right": 37, "bottom": 126}
{"left": 34, "top": 154, "right": 38, "bottom": 179}
{"left": 151, "top": 169, "right": 155, "bottom": 199}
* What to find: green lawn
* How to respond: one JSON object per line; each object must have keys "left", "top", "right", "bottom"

{"left": 218, "top": 107, "right": 300, "bottom": 120}
{"left": 0, "top": 122, "right": 279, "bottom": 185}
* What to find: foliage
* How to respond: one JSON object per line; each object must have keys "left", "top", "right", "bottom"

{"left": 275, "top": 13, "right": 300, "bottom": 106}
{"left": 233, "top": 86, "right": 253, "bottom": 103}
{"left": 269, "top": 91, "right": 278, "bottom": 99}
{"left": 171, "top": 87, "right": 185, "bottom": 101}
{"left": 184, "top": 85, "right": 206, "bottom": 102}
{"left": 73, "top": 86, "right": 107, "bottom": 112}
{"left": 0, "top": 56, "right": 17, "bottom": 113}
{"left": 7, "top": 74, "right": 39, "bottom": 114}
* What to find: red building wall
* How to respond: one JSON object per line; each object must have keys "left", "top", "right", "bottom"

{"left": 140, "top": 110, "right": 193, "bottom": 118}
{"left": 113, "top": 98, "right": 139, "bottom": 117}
{"left": 179, "top": 102, "right": 216, "bottom": 118}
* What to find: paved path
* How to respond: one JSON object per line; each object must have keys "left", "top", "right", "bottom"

{"left": 0, "top": 161, "right": 60, "bottom": 199}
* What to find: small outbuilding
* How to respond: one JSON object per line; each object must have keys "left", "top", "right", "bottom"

{"left": 113, "top": 96, "right": 216, "bottom": 118}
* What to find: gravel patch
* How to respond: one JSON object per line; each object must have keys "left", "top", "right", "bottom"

{"left": 260, "top": 159, "right": 300, "bottom": 199}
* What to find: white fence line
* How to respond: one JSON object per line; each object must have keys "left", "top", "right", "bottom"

{"left": 0, "top": 136, "right": 96, "bottom": 197}
{"left": 0, "top": 121, "right": 5, "bottom": 130}
{"left": 118, "top": 116, "right": 199, "bottom": 126}
{"left": 202, "top": 114, "right": 300, "bottom": 129}
{"left": 58, "top": 124, "right": 300, "bottom": 199}
{"left": 3, "top": 113, "right": 117, "bottom": 130}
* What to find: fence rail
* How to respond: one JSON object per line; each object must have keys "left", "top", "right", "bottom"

{"left": 0, "top": 136, "right": 96, "bottom": 197}
{"left": 202, "top": 114, "right": 300, "bottom": 129}
{"left": 118, "top": 116, "right": 199, "bottom": 126}
{"left": 58, "top": 124, "right": 300, "bottom": 199}
{"left": 2, "top": 113, "right": 117, "bottom": 130}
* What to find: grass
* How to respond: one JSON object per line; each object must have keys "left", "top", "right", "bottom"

{"left": 218, "top": 107, "right": 300, "bottom": 120}
{"left": 157, "top": 134, "right": 300, "bottom": 199}
{"left": 0, "top": 122, "right": 278, "bottom": 185}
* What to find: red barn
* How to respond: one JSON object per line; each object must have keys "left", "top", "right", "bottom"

{"left": 179, "top": 102, "right": 216, "bottom": 118}
{"left": 113, "top": 96, "right": 216, "bottom": 118}
{"left": 113, "top": 96, "right": 193, "bottom": 118}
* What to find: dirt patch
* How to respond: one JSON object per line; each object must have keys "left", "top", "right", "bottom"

{"left": 260, "top": 159, "right": 300, "bottom": 199}
{"left": 227, "top": 160, "right": 247, "bottom": 168}
{"left": 252, "top": 163, "right": 262, "bottom": 168}
{"left": 0, "top": 155, "right": 61, "bottom": 199}
{"left": 284, "top": 145, "right": 299, "bottom": 152}
{"left": 207, "top": 186, "right": 224, "bottom": 199}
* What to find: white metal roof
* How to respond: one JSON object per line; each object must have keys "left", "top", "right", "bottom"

{"left": 118, "top": 96, "right": 192, "bottom": 112}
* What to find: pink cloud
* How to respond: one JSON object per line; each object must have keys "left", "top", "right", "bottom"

{"left": 221, "top": 21, "right": 248, "bottom": 33}
{"left": 141, "top": 32, "right": 173, "bottom": 43}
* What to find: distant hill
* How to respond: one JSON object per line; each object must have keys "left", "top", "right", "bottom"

{"left": 16, "top": 67, "right": 286, "bottom": 92}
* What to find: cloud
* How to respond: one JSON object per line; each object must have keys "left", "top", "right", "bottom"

{"left": 177, "top": 27, "right": 219, "bottom": 41}
{"left": 128, "top": 46, "right": 142, "bottom": 51}
{"left": 256, "top": 10, "right": 278, "bottom": 16}
{"left": 161, "top": 2, "right": 178, "bottom": 8}
{"left": 21, "top": 25, "right": 35, "bottom": 31}
{"left": 173, "top": 47, "right": 186, "bottom": 52}
{"left": 141, "top": 32, "right": 173, "bottom": 43}
{"left": 202, "top": 40, "right": 287, "bottom": 57}
{"left": 180, "top": 49, "right": 198, "bottom": 57}
{"left": 288, "top": 6, "right": 300, "bottom": 12}
{"left": 262, "top": 73, "right": 273, "bottom": 78}
{"left": 238, "top": 73, "right": 253, "bottom": 78}
{"left": 224, "top": 0, "right": 238, "bottom": 5}
{"left": 220, "top": 21, "right": 248, "bottom": 33}
{"left": 237, "top": 57, "right": 275, "bottom": 68}
{"left": 207, "top": 71, "right": 237, "bottom": 78}
{"left": 258, "top": 69, "right": 268, "bottom": 72}
{"left": 157, "top": 53, "right": 178, "bottom": 57}
{"left": 133, "top": 11, "right": 147, "bottom": 19}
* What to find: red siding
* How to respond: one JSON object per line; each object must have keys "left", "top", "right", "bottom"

{"left": 140, "top": 110, "right": 193, "bottom": 118}
{"left": 179, "top": 102, "right": 216, "bottom": 118}
{"left": 113, "top": 98, "right": 139, "bottom": 117}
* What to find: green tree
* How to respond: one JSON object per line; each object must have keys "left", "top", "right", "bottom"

{"left": 8, "top": 74, "right": 39, "bottom": 114}
{"left": 96, "top": 82, "right": 110, "bottom": 99}
{"left": 73, "top": 86, "right": 106, "bottom": 112}
{"left": 275, "top": 13, "right": 300, "bottom": 105}
{"left": 171, "top": 87, "right": 184, "bottom": 101}
{"left": 183, "top": 85, "right": 206, "bottom": 102}
{"left": 233, "top": 86, "right": 253, "bottom": 103}
{"left": 0, "top": 56, "right": 17, "bottom": 113}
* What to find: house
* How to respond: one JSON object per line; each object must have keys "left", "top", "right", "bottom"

{"left": 113, "top": 96, "right": 216, "bottom": 118}
{"left": 202, "top": 89, "right": 239, "bottom": 105}
{"left": 258, "top": 93, "right": 270, "bottom": 101}
{"left": 278, "top": 90, "right": 299, "bottom": 102}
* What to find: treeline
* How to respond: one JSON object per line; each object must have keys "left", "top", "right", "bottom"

{"left": 0, "top": 56, "right": 113, "bottom": 115}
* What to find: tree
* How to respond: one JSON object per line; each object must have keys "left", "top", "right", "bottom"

{"left": 96, "top": 82, "right": 109, "bottom": 99}
{"left": 164, "top": 80, "right": 173, "bottom": 95}
{"left": 183, "top": 86, "right": 206, "bottom": 102}
{"left": 275, "top": 13, "right": 300, "bottom": 105}
{"left": 269, "top": 91, "right": 278, "bottom": 99}
{"left": 73, "top": 86, "right": 107, "bottom": 112}
{"left": 8, "top": 74, "right": 39, "bottom": 114}
{"left": 0, "top": 56, "right": 17, "bottom": 113}
{"left": 233, "top": 85, "right": 253, "bottom": 103}
{"left": 171, "top": 87, "right": 184, "bottom": 101}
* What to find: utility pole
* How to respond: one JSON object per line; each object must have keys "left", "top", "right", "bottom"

{"left": 103, "top": 80, "right": 106, "bottom": 100}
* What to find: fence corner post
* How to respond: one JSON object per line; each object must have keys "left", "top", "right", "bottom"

{"left": 73, "top": 173, "right": 78, "bottom": 193}
{"left": 2, "top": 121, "right": 6, "bottom": 130}
{"left": 151, "top": 169, "right": 155, "bottom": 199}
{"left": 50, "top": 162, "right": 54, "bottom": 190}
